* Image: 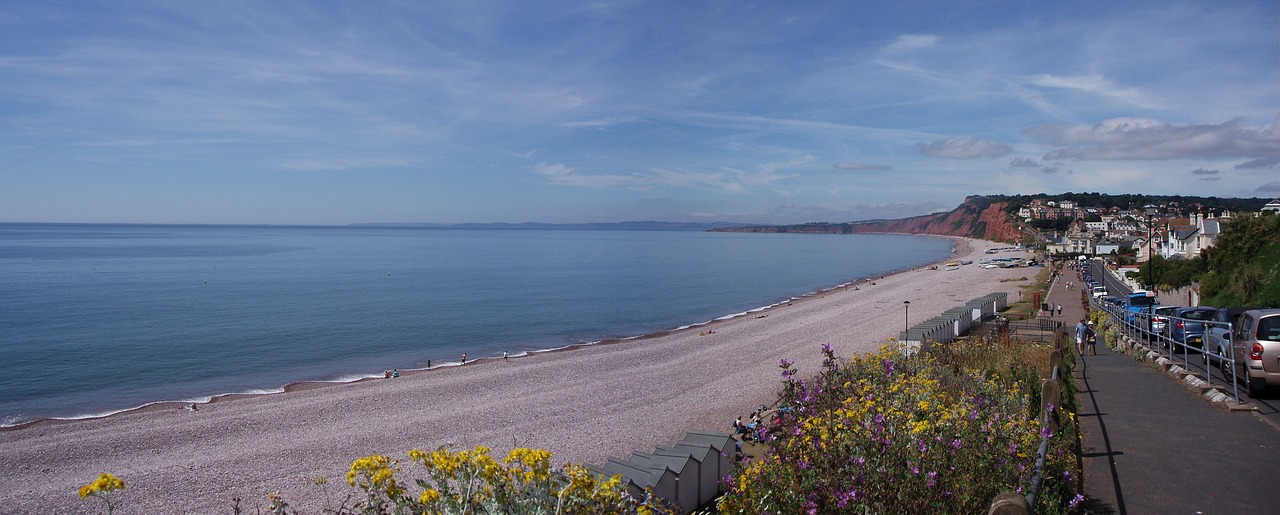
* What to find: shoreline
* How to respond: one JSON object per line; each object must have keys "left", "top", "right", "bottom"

{"left": 1, "top": 235, "right": 970, "bottom": 432}
{"left": 0, "top": 236, "right": 1024, "bottom": 513}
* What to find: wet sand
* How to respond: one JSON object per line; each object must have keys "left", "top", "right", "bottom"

{"left": 0, "top": 237, "right": 1035, "bottom": 513}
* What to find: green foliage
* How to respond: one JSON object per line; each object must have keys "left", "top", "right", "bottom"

{"left": 1029, "top": 218, "right": 1074, "bottom": 232}
{"left": 1132, "top": 255, "right": 1206, "bottom": 290}
{"left": 1201, "top": 213, "right": 1280, "bottom": 307}
{"left": 717, "top": 342, "right": 1080, "bottom": 513}
{"left": 989, "top": 193, "right": 1270, "bottom": 213}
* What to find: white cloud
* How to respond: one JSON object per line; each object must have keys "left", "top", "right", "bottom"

{"left": 1025, "top": 74, "right": 1159, "bottom": 109}
{"left": 559, "top": 116, "right": 641, "bottom": 129}
{"left": 884, "top": 34, "right": 939, "bottom": 53}
{"left": 917, "top": 136, "right": 1012, "bottom": 159}
{"left": 533, "top": 162, "right": 574, "bottom": 177}
{"left": 833, "top": 162, "right": 893, "bottom": 171}
{"left": 1032, "top": 117, "right": 1280, "bottom": 161}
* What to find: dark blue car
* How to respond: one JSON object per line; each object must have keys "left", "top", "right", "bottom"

{"left": 1168, "top": 306, "right": 1216, "bottom": 349}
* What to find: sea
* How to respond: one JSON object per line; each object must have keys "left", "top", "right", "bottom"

{"left": 0, "top": 224, "right": 952, "bottom": 427}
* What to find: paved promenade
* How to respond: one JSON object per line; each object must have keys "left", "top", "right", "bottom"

{"left": 1045, "top": 273, "right": 1280, "bottom": 514}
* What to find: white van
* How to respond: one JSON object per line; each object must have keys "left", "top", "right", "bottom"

{"left": 1092, "top": 285, "right": 1107, "bottom": 298}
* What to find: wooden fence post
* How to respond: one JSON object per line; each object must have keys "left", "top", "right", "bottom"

{"left": 988, "top": 491, "right": 1030, "bottom": 515}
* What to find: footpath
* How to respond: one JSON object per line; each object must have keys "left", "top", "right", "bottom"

{"left": 1044, "top": 275, "right": 1280, "bottom": 514}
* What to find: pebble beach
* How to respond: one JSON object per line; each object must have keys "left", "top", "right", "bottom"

{"left": 0, "top": 237, "right": 1035, "bottom": 513}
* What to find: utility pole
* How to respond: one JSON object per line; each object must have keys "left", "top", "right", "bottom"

{"left": 1152, "top": 215, "right": 1162, "bottom": 292}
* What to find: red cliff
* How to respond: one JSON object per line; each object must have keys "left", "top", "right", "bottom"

{"left": 714, "top": 196, "right": 1027, "bottom": 242}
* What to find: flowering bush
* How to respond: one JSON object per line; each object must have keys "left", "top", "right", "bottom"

{"left": 300, "top": 446, "right": 670, "bottom": 514}
{"left": 77, "top": 473, "right": 125, "bottom": 514}
{"left": 718, "top": 340, "right": 1080, "bottom": 513}
{"left": 80, "top": 447, "right": 672, "bottom": 515}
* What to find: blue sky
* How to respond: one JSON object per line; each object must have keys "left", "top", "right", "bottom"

{"left": 2, "top": 1, "right": 1277, "bottom": 225}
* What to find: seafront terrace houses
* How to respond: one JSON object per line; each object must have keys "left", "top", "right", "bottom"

{"left": 1160, "top": 212, "right": 1226, "bottom": 260}
{"left": 1046, "top": 232, "right": 1096, "bottom": 257}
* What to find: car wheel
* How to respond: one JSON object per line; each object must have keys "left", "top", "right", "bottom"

{"left": 1247, "top": 378, "right": 1264, "bottom": 398}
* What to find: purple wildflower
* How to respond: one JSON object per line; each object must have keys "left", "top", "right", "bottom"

{"left": 1069, "top": 494, "right": 1085, "bottom": 508}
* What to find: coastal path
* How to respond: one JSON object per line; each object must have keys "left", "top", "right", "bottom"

{"left": 1047, "top": 271, "right": 1280, "bottom": 513}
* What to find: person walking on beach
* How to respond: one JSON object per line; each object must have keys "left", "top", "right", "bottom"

{"left": 461, "top": 353, "right": 467, "bottom": 364}
{"left": 1075, "top": 318, "right": 1089, "bottom": 355}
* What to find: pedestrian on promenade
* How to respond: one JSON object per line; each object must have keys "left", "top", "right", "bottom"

{"left": 1075, "top": 318, "right": 1089, "bottom": 355}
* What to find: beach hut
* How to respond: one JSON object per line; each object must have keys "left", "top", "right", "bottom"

{"left": 656, "top": 444, "right": 718, "bottom": 507}
{"left": 602, "top": 458, "right": 678, "bottom": 504}
{"left": 943, "top": 306, "right": 974, "bottom": 337}
{"left": 628, "top": 452, "right": 698, "bottom": 513}
{"left": 679, "top": 430, "right": 734, "bottom": 483}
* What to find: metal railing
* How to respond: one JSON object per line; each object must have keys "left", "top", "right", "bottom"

{"left": 1089, "top": 297, "right": 1240, "bottom": 404}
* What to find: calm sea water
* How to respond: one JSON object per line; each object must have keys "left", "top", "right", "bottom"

{"left": 0, "top": 224, "right": 951, "bottom": 426}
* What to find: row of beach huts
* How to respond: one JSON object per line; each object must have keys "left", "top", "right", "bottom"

{"left": 898, "top": 292, "right": 1009, "bottom": 353}
{"left": 588, "top": 430, "right": 734, "bottom": 514}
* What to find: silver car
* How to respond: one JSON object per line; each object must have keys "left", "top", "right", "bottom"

{"left": 1223, "top": 309, "right": 1280, "bottom": 397}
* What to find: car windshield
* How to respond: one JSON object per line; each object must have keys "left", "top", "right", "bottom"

{"left": 1129, "top": 296, "right": 1156, "bottom": 307}
{"left": 1184, "top": 310, "right": 1212, "bottom": 320}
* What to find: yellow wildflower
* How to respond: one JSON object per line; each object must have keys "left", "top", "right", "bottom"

{"left": 78, "top": 473, "right": 125, "bottom": 499}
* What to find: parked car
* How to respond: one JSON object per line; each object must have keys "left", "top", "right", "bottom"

{"left": 1125, "top": 291, "right": 1158, "bottom": 326}
{"left": 1218, "top": 309, "right": 1280, "bottom": 397}
{"left": 1168, "top": 306, "right": 1215, "bottom": 350}
{"left": 1207, "top": 307, "right": 1264, "bottom": 381}
{"left": 1092, "top": 285, "right": 1108, "bottom": 298}
{"left": 1150, "top": 305, "right": 1180, "bottom": 339}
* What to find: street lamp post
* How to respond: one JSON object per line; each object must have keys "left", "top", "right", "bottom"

{"left": 1152, "top": 216, "right": 1162, "bottom": 292}
{"left": 903, "top": 300, "right": 911, "bottom": 333}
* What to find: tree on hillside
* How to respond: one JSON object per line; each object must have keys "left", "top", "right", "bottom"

{"left": 1200, "top": 212, "right": 1280, "bottom": 307}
